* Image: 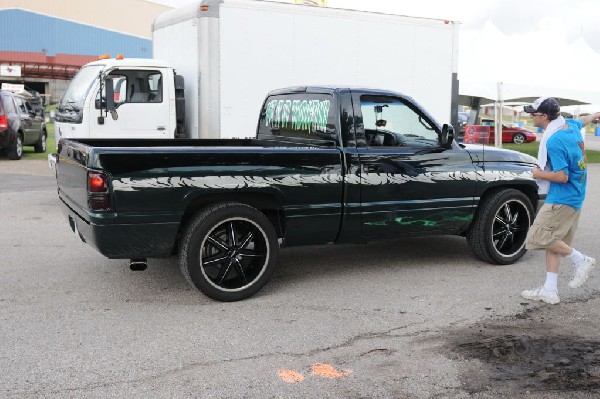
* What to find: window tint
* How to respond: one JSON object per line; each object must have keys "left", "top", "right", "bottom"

{"left": 257, "top": 93, "right": 336, "bottom": 143}
{"left": 360, "top": 95, "right": 438, "bottom": 148}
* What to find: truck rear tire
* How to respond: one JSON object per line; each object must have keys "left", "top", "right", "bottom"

{"left": 467, "top": 188, "right": 534, "bottom": 265}
{"left": 179, "top": 202, "right": 279, "bottom": 301}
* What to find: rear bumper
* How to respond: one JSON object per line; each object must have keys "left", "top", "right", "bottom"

{"left": 60, "top": 197, "right": 180, "bottom": 259}
{"left": 0, "top": 130, "right": 14, "bottom": 149}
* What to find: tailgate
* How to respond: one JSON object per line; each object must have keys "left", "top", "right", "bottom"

{"left": 56, "top": 140, "right": 94, "bottom": 217}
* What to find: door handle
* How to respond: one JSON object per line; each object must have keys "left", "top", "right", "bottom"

{"left": 157, "top": 126, "right": 166, "bottom": 131}
{"left": 363, "top": 164, "right": 380, "bottom": 173}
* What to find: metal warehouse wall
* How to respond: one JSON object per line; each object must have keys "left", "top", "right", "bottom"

{"left": 0, "top": 0, "right": 169, "bottom": 38}
{"left": 0, "top": 9, "right": 152, "bottom": 57}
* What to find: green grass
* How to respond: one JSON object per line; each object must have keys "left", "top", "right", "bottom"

{"left": 503, "top": 141, "right": 600, "bottom": 163}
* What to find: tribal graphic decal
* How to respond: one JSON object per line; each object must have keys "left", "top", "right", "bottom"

{"left": 112, "top": 170, "right": 533, "bottom": 192}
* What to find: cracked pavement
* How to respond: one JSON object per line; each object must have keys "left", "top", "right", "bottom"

{"left": 1, "top": 159, "right": 599, "bottom": 398}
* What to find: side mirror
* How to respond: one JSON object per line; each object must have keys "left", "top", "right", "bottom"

{"left": 105, "top": 78, "right": 115, "bottom": 112}
{"left": 441, "top": 123, "right": 455, "bottom": 149}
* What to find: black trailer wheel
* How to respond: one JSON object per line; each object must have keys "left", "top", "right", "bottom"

{"left": 7, "top": 133, "right": 23, "bottom": 160}
{"left": 179, "top": 202, "right": 279, "bottom": 301}
{"left": 467, "top": 188, "right": 534, "bottom": 264}
{"left": 34, "top": 130, "right": 47, "bottom": 153}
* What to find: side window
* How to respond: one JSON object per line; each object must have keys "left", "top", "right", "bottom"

{"left": 95, "top": 70, "right": 162, "bottom": 108}
{"left": 257, "top": 93, "right": 336, "bottom": 143}
{"left": 128, "top": 70, "right": 162, "bottom": 103}
{"left": 2, "top": 95, "right": 16, "bottom": 114}
{"left": 14, "top": 96, "right": 27, "bottom": 114}
{"left": 360, "top": 95, "right": 439, "bottom": 148}
{"left": 147, "top": 73, "right": 162, "bottom": 103}
{"left": 111, "top": 75, "right": 128, "bottom": 106}
{"left": 24, "top": 101, "right": 33, "bottom": 114}
{"left": 95, "top": 74, "right": 127, "bottom": 109}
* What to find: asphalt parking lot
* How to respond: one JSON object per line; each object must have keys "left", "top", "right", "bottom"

{"left": 1, "top": 158, "right": 600, "bottom": 398}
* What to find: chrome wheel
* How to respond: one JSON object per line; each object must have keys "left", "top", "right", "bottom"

{"left": 200, "top": 217, "right": 269, "bottom": 291}
{"left": 467, "top": 188, "right": 534, "bottom": 265}
{"left": 512, "top": 133, "right": 525, "bottom": 144}
{"left": 491, "top": 199, "right": 531, "bottom": 258}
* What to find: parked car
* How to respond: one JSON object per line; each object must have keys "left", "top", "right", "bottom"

{"left": 463, "top": 119, "right": 536, "bottom": 145}
{"left": 0, "top": 90, "right": 47, "bottom": 160}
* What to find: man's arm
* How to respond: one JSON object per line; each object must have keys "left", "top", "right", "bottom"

{"left": 532, "top": 166, "right": 568, "bottom": 183}
{"left": 578, "top": 111, "right": 600, "bottom": 127}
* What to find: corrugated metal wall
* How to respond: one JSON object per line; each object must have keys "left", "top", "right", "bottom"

{"left": 0, "top": 9, "right": 151, "bottom": 58}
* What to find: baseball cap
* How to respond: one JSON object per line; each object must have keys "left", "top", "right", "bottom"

{"left": 523, "top": 97, "right": 560, "bottom": 117}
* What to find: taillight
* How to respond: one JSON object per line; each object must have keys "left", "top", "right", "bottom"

{"left": 88, "top": 172, "right": 111, "bottom": 210}
{"left": 0, "top": 115, "right": 8, "bottom": 130}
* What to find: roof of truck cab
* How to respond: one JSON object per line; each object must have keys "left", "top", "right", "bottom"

{"left": 83, "top": 58, "right": 171, "bottom": 69}
{"left": 268, "top": 85, "right": 415, "bottom": 100}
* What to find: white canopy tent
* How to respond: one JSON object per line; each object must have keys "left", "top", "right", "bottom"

{"left": 458, "top": 20, "right": 600, "bottom": 146}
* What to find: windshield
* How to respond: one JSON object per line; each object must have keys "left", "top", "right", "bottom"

{"left": 59, "top": 65, "right": 103, "bottom": 111}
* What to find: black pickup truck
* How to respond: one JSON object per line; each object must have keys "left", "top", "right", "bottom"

{"left": 55, "top": 86, "right": 539, "bottom": 301}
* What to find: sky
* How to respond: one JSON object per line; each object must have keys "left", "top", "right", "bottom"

{"left": 147, "top": 0, "right": 600, "bottom": 99}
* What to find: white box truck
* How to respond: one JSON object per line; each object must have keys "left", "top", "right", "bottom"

{"left": 53, "top": 0, "right": 459, "bottom": 143}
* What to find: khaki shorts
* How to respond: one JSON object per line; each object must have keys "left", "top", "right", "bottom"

{"left": 526, "top": 203, "right": 581, "bottom": 250}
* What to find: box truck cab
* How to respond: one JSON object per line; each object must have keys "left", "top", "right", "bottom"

{"left": 53, "top": 58, "right": 185, "bottom": 143}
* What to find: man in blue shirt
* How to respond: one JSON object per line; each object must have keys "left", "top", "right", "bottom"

{"left": 521, "top": 97, "right": 598, "bottom": 304}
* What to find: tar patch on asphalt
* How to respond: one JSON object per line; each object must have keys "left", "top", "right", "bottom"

{"left": 444, "top": 305, "right": 600, "bottom": 395}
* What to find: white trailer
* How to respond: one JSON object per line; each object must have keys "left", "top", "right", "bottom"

{"left": 53, "top": 0, "right": 458, "bottom": 143}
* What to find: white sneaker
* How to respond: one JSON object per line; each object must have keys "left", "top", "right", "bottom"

{"left": 521, "top": 286, "right": 560, "bottom": 304}
{"left": 569, "top": 256, "right": 596, "bottom": 288}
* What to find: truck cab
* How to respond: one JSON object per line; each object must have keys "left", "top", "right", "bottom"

{"left": 54, "top": 57, "right": 181, "bottom": 144}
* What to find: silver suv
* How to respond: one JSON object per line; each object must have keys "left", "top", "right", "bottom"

{"left": 0, "top": 90, "right": 46, "bottom": 160}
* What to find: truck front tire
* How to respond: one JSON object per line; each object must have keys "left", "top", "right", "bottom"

{"left": 467, "top": 188, "right": 534, "bottom": 265}
{"left": 179, "top": 202, "right": 279, "bottom": 301}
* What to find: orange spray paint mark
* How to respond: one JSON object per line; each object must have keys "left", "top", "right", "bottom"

{"left": 277, "top": 369, "right": 305, "bottom": 383}
{"left": 311, "top": 363, "right": 352, "bottom": 378}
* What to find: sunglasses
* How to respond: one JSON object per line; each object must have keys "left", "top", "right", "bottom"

{"left": 530, "top": 113, "right": 544, "bottom": 117}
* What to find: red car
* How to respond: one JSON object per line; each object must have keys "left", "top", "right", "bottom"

{"left": 463, "top": 122, "right": 537, "bottom": 144}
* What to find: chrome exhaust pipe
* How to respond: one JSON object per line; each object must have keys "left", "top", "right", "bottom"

{"left": 129, "top": 258, "right": 147, "bottom": 271}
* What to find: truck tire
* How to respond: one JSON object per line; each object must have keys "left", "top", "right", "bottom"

{"left": 467, "top": 188, "right": 534, "bottom": 265}
{"left": 7, "top": 133, "right": 23, "bottom": 160}
{"left": 179, "top": 202, "right": 279, "bottom": 301}
{"left": 34, "top": 130, "right": 47, "bottom": 153}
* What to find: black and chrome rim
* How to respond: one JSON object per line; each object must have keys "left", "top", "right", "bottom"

{"left": 199, "top": 217, "right": 269, "bottom": 292}
{"left": 492, "top": 199, "right": 531, "bottom": 257}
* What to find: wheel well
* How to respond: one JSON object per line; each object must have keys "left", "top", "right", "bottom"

{"left": 172, "top": 192, "right": 285, "bottom": 255}
{"left": 479, "top": 185, "right": 537, "bottom": 209}
{"left": 466, "top": 184, "right": 538, "bottom": 234}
